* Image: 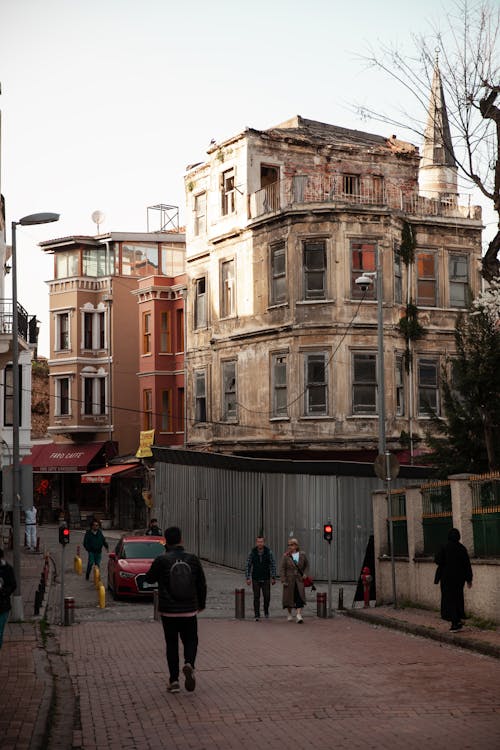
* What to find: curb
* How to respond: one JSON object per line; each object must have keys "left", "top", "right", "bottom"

{"left": 343, "top": 608, "right": 500, "bottom": 660}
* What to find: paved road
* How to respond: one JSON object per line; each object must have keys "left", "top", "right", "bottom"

{"left": 41, "top": 527, "right": 500, "bottom": 749}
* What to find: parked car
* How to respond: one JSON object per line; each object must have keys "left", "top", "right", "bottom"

{"left": 107, "top": 535, "right": 165, "bottom": 599}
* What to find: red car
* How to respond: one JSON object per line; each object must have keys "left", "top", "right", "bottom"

{"left": 107, "top": 535, "right": 166, "bottom": 599}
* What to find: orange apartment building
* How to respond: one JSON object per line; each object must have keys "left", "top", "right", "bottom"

{"left": 22, "top": 228, "right": 186, "bottom": 528}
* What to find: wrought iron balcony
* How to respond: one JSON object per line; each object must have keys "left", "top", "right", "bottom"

{"left": 0, "top": 299, "right": 38, "bottom": 345}
{"left": 248, "top": 175, "right": 482, "bottom": 222}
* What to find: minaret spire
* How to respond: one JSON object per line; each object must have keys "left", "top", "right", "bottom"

{"left": 419, "top": 53, "right": 458, "bottom": 200}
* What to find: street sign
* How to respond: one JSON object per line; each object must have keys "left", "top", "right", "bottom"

{"left": 374, "top": 452, "right": 400, "bottom": 481}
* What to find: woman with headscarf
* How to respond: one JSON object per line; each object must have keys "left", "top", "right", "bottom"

{"left": 280, "top": 538, "right": 309, "bottom": 623}
{"left": 434, "top": 528, "right": 473, "bottom": 632}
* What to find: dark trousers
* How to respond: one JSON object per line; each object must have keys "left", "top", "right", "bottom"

{"left": 85, "top": 551, "right": 102, "bottom": 579}
{"left": 160, "top": 615, "right": 198, "bottom": 682}
{"left": 252, "top": 579, "right": 271, "bottom": 617}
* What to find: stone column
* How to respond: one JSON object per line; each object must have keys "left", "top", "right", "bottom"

{"left": 449, "top": 473, "right": 474, "bottom": 553}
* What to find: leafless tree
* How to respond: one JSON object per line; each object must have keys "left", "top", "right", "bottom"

{"left": 357, "top": 0, "right": 500, "bottom": 280}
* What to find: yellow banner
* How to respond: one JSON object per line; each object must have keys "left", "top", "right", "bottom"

{"left": 136, "top": 430, "right": 155, "bottom": 458}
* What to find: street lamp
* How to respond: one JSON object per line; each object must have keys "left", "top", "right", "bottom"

{"left": 356, "top": 252, "right": 398, "bottom": 608}
{"left": 10, "top": 212, "right": 59, "bottom": 621}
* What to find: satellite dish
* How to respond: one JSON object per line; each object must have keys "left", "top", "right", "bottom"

{"left": 91, "top": 210, "right": 106, "bottom": 234}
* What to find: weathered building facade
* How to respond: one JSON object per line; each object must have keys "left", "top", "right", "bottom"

{"left": 183, "top": 83, "right": 482, "bottom": 461}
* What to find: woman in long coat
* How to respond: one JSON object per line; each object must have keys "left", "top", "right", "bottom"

{"left": 279, "top": 538, "right": 310, "bottom": 623}
{"left": 434, "top": 527, "right": 473, "bottom": 631}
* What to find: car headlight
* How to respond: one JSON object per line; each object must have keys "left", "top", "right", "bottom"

{"left": 119, "top": 571, "right": 135, "bottom": 579}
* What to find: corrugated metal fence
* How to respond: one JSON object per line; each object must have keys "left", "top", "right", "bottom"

{"left": 153, "top": 451, "right": 407, "bottom": 581}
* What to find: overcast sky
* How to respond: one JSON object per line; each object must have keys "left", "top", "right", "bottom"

{"left": 0, "top": 0, "right": 494, "bottom": 356}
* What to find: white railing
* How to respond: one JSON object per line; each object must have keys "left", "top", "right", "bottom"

{"left": 248, "top": 176, "right": 481, "bottom": 221}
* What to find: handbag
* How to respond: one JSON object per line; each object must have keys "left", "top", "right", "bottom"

{"left": 290, "top": 555, "right": 316, "bottom": 591}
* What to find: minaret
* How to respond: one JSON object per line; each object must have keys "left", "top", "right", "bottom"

{"left": 419, "top": 54, "right": 458, "bottom": 201}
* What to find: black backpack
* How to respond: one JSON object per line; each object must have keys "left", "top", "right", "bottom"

{"left": 168, "top": 555, "right": 195, "bottom": 601}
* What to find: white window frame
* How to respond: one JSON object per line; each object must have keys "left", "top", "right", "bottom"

{"left": 194, "top": 276, "right": 207, "bottom": 329}
{"left": 54, "top": 376, "right": 72, "bottom": 417}
{"left": 81, "top": 369, "right": 107, "bottom": 416}
{"left": 221, "top": 168, "right": 236, "bottom": 215}
{"left": 55, "top": 311, "right": 71, "bottom": 351}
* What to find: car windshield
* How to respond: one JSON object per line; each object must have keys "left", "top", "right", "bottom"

{"left": 122, "top": 541, "right": 165, "bottom": 559}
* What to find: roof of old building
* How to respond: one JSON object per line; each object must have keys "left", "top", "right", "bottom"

{"left": 254, "top": 115, "right": 418, "bottom": 154}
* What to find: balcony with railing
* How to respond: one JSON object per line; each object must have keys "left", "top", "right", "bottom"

{"left": 248, "top": 175, "right": 481, "bottom": 222}
{"left": 0, "top": 299, "right": 39, "bottom": 346}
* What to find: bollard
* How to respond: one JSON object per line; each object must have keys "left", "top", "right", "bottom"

{"left": 235, "top": 588, "right": 245, "bottom": 619}
{"left": 74, "top": 553, "right": 82, "bottom": 576}
{"left": 64, "top": 596, "right": 75, "bottom": 626}
{"left": 94, "top": 565, "right": 100, "bottom": 589}
{"left": 361, "top": 566, "right": 372, "bottom": 608}
{"left": 338, "top": 586, "right": 344, "bottom": 610}
{"left": 153, "top": 590, "right": 159, "bottom": 621}
{"left": 34, "top": 589, "right": 43, "bottom": 616}
{"left": 98, "top": 583, "right": 106, "bottom": 609}
{"left": 316, "top": 591, "right": 327, "bottom": 618}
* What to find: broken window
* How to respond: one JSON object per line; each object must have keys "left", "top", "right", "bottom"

{"left": 272, "top": 353, "right": 288, "bottom": 418}
{"left": 194, "top": 277, "right": 207, "bottom": 329}
{"left": 396, "top": 355, "right": 405, "bottom": 416}
{"left": 221, "top": 168, "right": 235, "bottom": 215}
{"left": 222, "top": 361, "right": 237, "bottom": 421}
{"left": 221, "top": 259, "right": 235, "bottom": 318}
{"left": 194, "top": 371, "right": 207, "bottom": 423}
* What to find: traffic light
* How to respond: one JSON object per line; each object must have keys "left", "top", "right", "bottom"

{"left": 59, "top": 523, "right": 70, "bottom": 545}
{"left": 323, "top": 523, "right": 333, "bottom": 543}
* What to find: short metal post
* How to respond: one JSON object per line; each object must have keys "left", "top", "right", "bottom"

{"left": 64, "top": 596, "right": 75, "bottom": 626}
{"left": 316, "top": 591, "right": 327, "bottom": 618}
{"left": 338, "top": 586, "right": 344, "bottom": 610}
{"left": 153, "top": 590, "right": 159, "bottom": 620}
{"left": 235, "top": 588, "right": 245, "bottom": 619}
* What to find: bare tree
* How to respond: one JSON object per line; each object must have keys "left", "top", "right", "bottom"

{"left": 357, "top": 0, "right": 500, "bottom": 280}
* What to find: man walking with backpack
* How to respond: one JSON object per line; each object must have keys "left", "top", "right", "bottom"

{"left": 145, "top": 526, "right": 206, "bottom": 694}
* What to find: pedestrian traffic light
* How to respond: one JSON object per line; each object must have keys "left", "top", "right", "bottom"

{"left": 323, "top": 523, "right": 333, "bottom": 543}
{"left": 59, "top": 524, "right": 70, "bottom": 545}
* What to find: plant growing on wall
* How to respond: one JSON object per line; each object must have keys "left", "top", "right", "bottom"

{"left": 397, "top": 221, "right": 416, "bottom": 266}
{"left": 398, "top": 302, "right": 425, "bottom": 371}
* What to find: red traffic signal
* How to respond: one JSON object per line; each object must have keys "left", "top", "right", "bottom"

{"left": 323, "top": 523, "right": 333, "bottom": 543}
{"left": 59, "top": 524, "right": 70, "bottom": 545}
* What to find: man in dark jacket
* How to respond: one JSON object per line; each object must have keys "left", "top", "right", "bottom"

{"left": 245, "top": 536, "right": 277, "bottom": 620}
{"left": 145, "top": 526, "right": 206, "bottom": 694}
{"left": 83, "top": 520, "right": 109, "bottom": 580}
{"left": 0, "top": 547, "right": 17, "bottom": 649}
{"left": 435, "top": 527, "right": 473, "bottom": 631}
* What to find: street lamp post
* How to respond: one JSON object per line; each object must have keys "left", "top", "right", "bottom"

{"left": 356, "top": 249, "right": 398, "bottom": 609}
{"left": 10, "top": 212, "right": 59, "bottom": 621}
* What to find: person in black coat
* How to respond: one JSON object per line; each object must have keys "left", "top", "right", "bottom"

{"left": 0, "top": 547, "right": 17, "bottom": 649}
{"left": 434, "top": 528, "right": 473, "bottom": 631}
{"left": 145, "top": 526, "right": 206, "bottom": 694}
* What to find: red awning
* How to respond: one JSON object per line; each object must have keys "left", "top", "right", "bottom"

{"left": 81, "top": 464, "right": 139, "bottom": 484}
{"left": 22, "top": 443, "right": 106, "bottom": 473}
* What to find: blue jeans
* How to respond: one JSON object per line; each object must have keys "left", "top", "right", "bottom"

{"left": 0, "top": 610, "right": 10, "bottom": 648}
{"left": 86, "top": 551, "right": 102, "bottom": 579}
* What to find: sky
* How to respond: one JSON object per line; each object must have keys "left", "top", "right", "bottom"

{"left": 0, "top": 0, "right": 496, "bottom": 357}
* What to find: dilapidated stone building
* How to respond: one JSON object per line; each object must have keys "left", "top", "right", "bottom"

{"left": 183, "top": 65, "right": 482, "bottom": 462}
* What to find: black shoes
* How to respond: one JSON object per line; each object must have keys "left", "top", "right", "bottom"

{"left": 183, "top": 663, "right": 196, "bottom": 692}
{"left": 450, "top": 622, "right": 463, "bottom": 632}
